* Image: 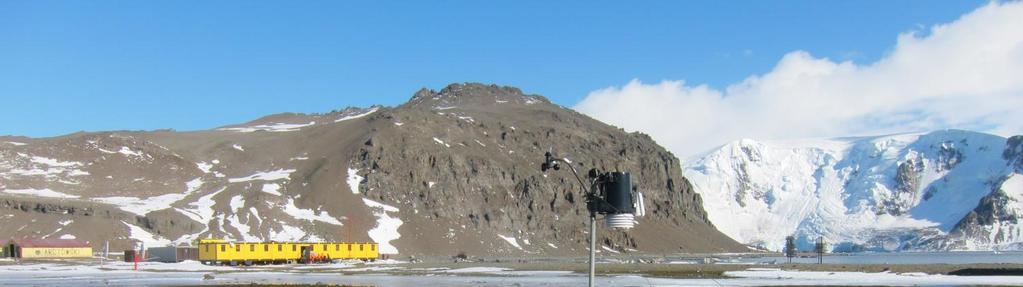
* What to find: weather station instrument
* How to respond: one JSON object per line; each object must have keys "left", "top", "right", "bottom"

{"left": 540, "top": 151, "right": 646, "bottom": 287}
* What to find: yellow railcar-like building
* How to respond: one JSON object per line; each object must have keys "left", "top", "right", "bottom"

{"left": 197, "top": 239, "right": 378, "bottom": 265}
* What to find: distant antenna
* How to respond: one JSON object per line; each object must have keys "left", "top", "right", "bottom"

{"left": 785, "top": 236, "right": 796, "bottom": 264}
{"left": 815, "top": 236, "right": 825, "bottom": 264}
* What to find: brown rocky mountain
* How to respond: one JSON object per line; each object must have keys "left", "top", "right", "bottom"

{"left": 0, "top": 83, "right": 745, "bottom": 258}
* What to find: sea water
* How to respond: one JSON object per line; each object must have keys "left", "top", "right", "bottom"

{"left": 720, "top": 251, "right": 1023, "bottom": 265}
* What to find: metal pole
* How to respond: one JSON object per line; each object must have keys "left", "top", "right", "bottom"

{"left": 588, "top": 212, "right": 596, "bottom": 287}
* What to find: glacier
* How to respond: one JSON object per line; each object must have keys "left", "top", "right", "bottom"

{"left": 684, "top": 130, "right": 1022, "bottom": 251}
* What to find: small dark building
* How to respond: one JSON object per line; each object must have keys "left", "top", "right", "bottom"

{"left": 146, "top": 246, "right": 199, "bottom": 263}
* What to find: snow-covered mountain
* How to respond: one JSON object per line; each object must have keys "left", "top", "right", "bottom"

{"left": 684, "top": 130, "right": 1023, "bottom": 252}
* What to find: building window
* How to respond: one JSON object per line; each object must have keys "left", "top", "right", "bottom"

{"left": 292, "top": 245, "right": 296, "bottom": 251}
{"left": 348, "top": 245, "right": 352, "bottom": 251}
{"left": 250, "top": 245, "right": 255, "bottom": 252}
{"left": 220, "top": 245, "right": 225, "bottom": 252}
{"left": 205, "top": 245, "right": 209, "bottom": 252}
{"left": 372, "top": 245, "right": 376, "bottom": 251}
{"left": 360, "top": 245, "right": 364, "bottom": 251}
{"left": 323, "top": 245, "right": 327, "bottom": 251}
{"left": 278, "top": 245, "right": 282, "bottom": 251}
{"left": 236, "top": 245, "right": 241, "bottom": 252}
{"left": 264, "top": 245, "right": 269, "bottom": 252}
{"left": 335, "top": 244, "right": 339, "bottom": 251}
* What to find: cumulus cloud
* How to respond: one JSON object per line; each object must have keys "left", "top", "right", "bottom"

{"left": 575, "top": 2, "right": 1023, "bottom": 158}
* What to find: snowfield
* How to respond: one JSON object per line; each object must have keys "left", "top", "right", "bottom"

{"left": 0, "top": 262, "right": 1021, "bottom": 286}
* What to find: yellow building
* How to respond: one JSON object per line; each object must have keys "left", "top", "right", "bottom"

{"left": 197, "top": 239, "right": 378, "bottom": 265}
{"left": 6, "top": 239, "right": 92, "bottom": 259}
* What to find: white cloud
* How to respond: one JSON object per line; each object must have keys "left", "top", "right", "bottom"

{"left": 575, "top": 2, "right": 1023, "bottom": 157}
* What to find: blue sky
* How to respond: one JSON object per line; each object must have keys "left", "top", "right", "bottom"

{"left": 0, "top": 1, "right": 989, "bottom": 137}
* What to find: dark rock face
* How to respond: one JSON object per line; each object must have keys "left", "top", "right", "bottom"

{"left": 1005, "top": 136, "right": 1023, "bottom": 172}
{"left": 946, "top": 179, "right": 1021, "bottom": 249}
{"left": 356, "top": 84, "right": 741, "bottom": 256}
{"left": 881, "top": 159, "right": 924, "bottom": 215}
{"left": 0, "top": 83, "right": 745, "bottom": 256}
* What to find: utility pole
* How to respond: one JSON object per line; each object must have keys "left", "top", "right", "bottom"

{"left": 815, "top": 236, "right": 825, "bottom": 264}
{"left": 785, "top": 236, "right": 796, "bottom": 264}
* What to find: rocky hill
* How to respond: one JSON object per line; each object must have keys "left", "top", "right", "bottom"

{"left": 0, "top": 83, "right": 745, "bottom": 258}
{"left": 684, "top": 131, "right": 1023, "bottom": 252}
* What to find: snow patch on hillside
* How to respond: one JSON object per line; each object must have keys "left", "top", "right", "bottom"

{"left": 229, "top": 169, "right": 295, "bottom": 183}
{"left": 346, "top": 168, "right": 363, "bottom": 194}
{"left": 219, "top": 121, "right": 315, "bottom": 132}
{"left": 334, "top": 107, "right": 378, "bottom": 123}
{"left": 94, "top": 178, "right": 203, "bottom": 216}
{"left": 498, "top": 234, "right": 522, "bottom": 250}
{"left": 2, "top": 188, "right": 79, "bottom": 199}
{"left": 282, "top": 198, "right": 343, "bottom": 225}
{"left": 362, "top": 198, "right": 402, "bottom": 254}
{"left": 433, "top": 137, "right": 451, "bottom": 148}
{"left": 123, "top": 221, "right": 171, "bottom": 247}
{"left": 261, "top": 183, "right": 282, "bottom": 196}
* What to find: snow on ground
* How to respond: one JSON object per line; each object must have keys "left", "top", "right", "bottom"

{"left": 228, "top": 169, "right": 295, "bottom": 183}
{"left": 94, "top": 195, "right": 178, "bottom": 216}
{"left": 117, "top": 146, "right": 143, "bottom": 157}
{"left": 260, "top": 183, "right": 282, "bottom": 196}
{"left": 219, "top": 121, "right": 315, "bottom": 132}
{"left": 173, "top": 187, "right": 227, "bottom": 243}
{"left": 346, "top": 168, "right": 362, "bottom": 194}
{"left": 361, "top": 198, "right": 402, "bottom": 254}
{"left": 0, "top": 262, "right": 1022, "bottom": 286}
{"left": 445, "top": 267, "right": 510, "bottom": 273}
{"left": 334, "top": 107, "right": 379, "bottom": 123}
{"left": 93, "top": 178, "right": 203, "bottom": 216}
{"left": 232, "top": 144, "right": 245, "bottom": 151}
{"left": 58, "top": 234, "right": 76, "bottom": 239}
{"left": 600, "top": 246, "right": 619, "bottom": 254}
{"left": 2, "top": 154, "right": 88, "bottom": 179}
{"left": 2, "top": 188, "right": 79, "bottom": 198}
{"left": 2, "top": 141, "right": 26, "bottom": 146}
{"left": 433, "top": 137, "right": 451, "bottom": 148}
{"left": 122, "top": 221, "right": 171, "bottom": 247}
{"left": 28, "top": 155, "right": 82, "bottom": 167}
{"left": 226, "top": 212, "right": 260, "bottom": 242}
{"left": 498, "top": 234, "right": 523, "bottom": 250}
{"left": 281, "top": 198, "right": 343, "bottom": 225}
{"left": 196, "top": 161, "right": 213, "bottom": 173}
{"left": 229, "top": 195, "right": 245, "bottom": 212}
{"left": 268, "top": 222, "right": 314, "bottom": 242}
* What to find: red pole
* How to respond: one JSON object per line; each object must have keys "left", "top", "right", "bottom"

{"left": 133, "top": 248, "right": 138, "bottom": 271}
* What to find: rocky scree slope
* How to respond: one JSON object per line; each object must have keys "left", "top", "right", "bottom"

{"left": 0, "top": 83, "right": 744, "bottom": 258}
